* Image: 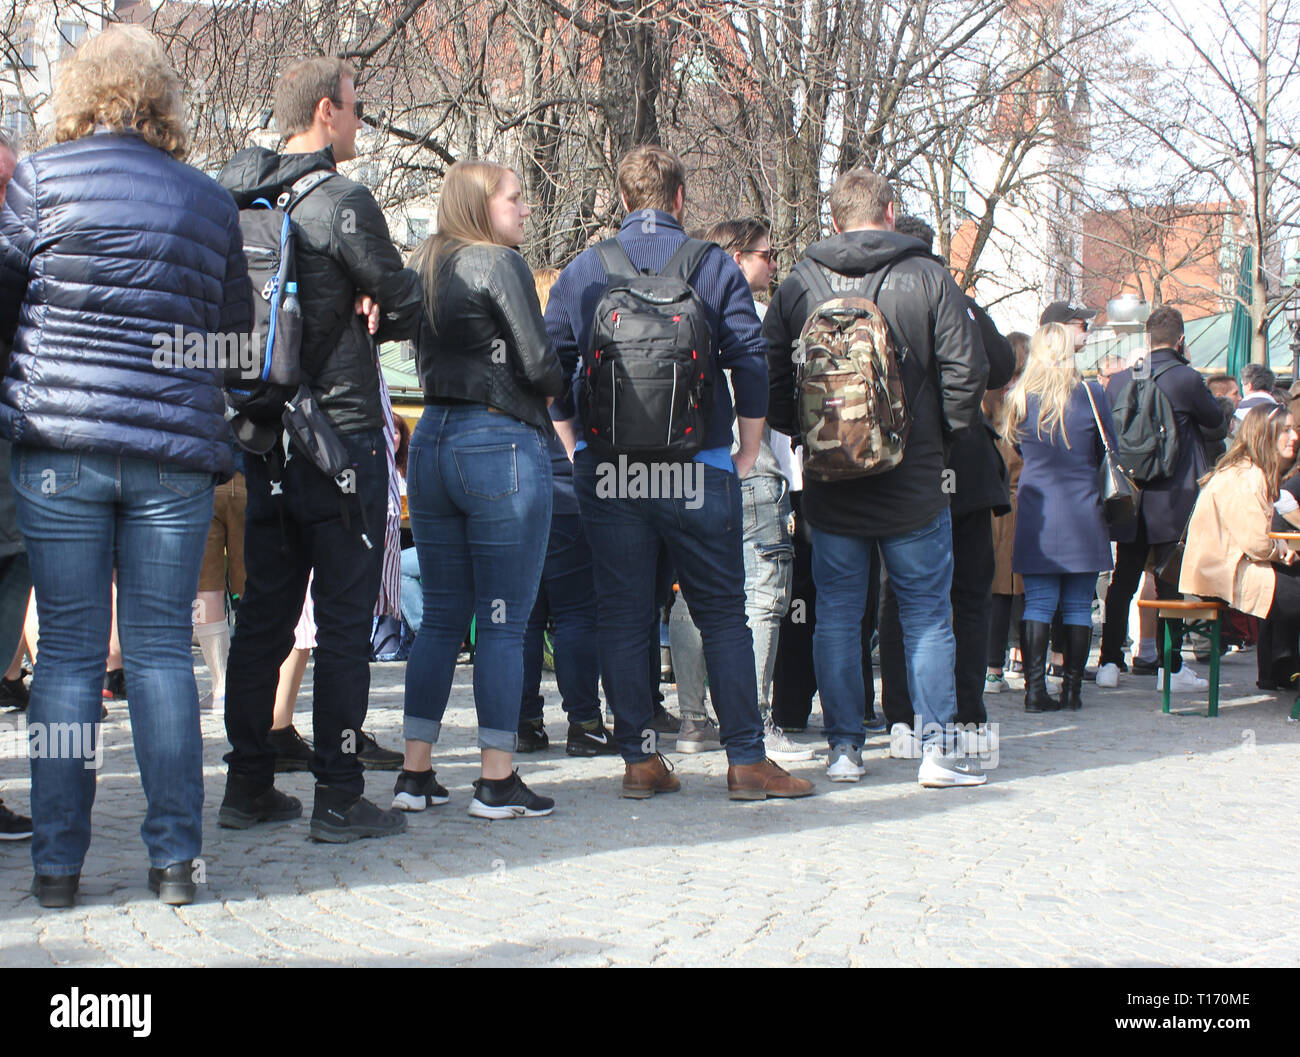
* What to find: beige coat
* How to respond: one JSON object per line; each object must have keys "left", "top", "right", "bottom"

{"left": 1179, "top": 462, "right": 1282, "bottom": 617}
{"left": 991, "top": 436, "right": 1023, "bottom": 595}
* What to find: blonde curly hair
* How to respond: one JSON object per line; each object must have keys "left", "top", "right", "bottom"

{"left": 54, "top": 24, "right": 187, "bottom": 160}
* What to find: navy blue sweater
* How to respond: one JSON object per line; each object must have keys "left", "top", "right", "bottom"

{"left": 544, "top": 210, "right": 768, "bottom": 453}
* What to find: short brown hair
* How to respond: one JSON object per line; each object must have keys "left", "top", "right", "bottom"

{"left": 275, "top": 57, "right": 355, "bottom": 138}
{"left": 829, "top": 170, "right": 894, "bottom": 230}
{"left": 617, "top": 145, "right": 686, "bottom": 214}
{"left": 54, "top": 24, "right": 188, "bottom": 159}
{"left": 700, "top": 217, "right": 769, "bottom": 256}
{"left": 1145, "top": 305, "right": 1185, "bottom": 350}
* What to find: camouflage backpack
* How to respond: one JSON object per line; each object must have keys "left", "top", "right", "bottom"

{"left": 793, "top": 259, "right": 911, "bottom": 481}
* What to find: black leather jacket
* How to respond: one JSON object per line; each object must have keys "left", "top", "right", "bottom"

{"left": 416, "top": 243, "right": 564, "bottom": 430}
{"left": 218, "top": 146, "right": 424, "bottom": 434}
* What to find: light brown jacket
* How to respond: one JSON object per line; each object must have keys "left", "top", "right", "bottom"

{"left": 1179, "top": 463, "right": 1282, "bottom": 617}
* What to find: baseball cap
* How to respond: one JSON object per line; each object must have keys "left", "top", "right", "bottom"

{"left": 1039, "top": 301, "right": 1097, "bottom": 326}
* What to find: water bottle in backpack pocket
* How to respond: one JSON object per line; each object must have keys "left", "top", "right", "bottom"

{"left": 579, "top": 238, "right": 716, "bottom": 459}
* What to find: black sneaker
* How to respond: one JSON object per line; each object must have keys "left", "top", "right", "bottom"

{"left": 357, "top": 730, "right": 402, "bottom": 770}
{"left": 1131, "top": 657, "right": 1158, "bottom": 675}
{"left": 0, "top": 675, "right": 29, "bottom": 711}
{"left": 566, "top": 718, "right": 618, "bottom": 756}
{"left": 218, "top": 777, "right": 303, "bottom": 829}
{"left": 468, "top": 771, "right": 554, "bottom": 819}
{"left": 391, "top": 768, "right": 449, "bottom": 811}
{"left": 516, "top": 718, "right": 549, "bottom": 753}
{"left": 649, "top": 704, "right": 681, "bottom": 736}
{"left": 104, "top": 668, "right": 127, "bottom": 700}
{"left": 0, "top": 800, "right": 33, "bottom": 840}
{"left": 147, "top": 860, "right": 197, "bottom": 906}
{"left": 268, "top": 725, "right": 314, "bottom": 773}
{"left": 863, "top": 713, "right": 889, "bottom": 734}
{"left": 310, "top": 787, "right": 407, "bottom": 843}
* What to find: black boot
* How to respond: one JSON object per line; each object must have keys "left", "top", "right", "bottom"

{"left": 1061, "top": 625, "right": 1091, "bottom": 711}
{"left": 218, "top": 774, "right": 302, "bottom": 829}
{"left": 1023, "top": 620, "right": 1061, "bottom": 713}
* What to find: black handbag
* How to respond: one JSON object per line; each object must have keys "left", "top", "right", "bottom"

{"left": 1083, "top": 379, "right": 1140, "bottom": 526}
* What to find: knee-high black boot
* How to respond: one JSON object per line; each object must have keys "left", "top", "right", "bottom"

{"left": 1023, "top": 621, "right": 1061, "bottom": 712}
{"left": 1061, "top": 625, "right": 1091, "bottom": 711}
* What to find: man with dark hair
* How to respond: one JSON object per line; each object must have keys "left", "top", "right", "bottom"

{"left": 878, "top": 215, "right": 1014, "bottom": 757}
{"left": 546, "top": 147, "right": 814, "bottom": 801}
{"left": 216, "top": 57, "right": 424, "bottom": 842}
{"left": 1206, "top": 373, "right": 1241, "bottom": 405}
{"left": 1095, "top": 305, "right": 1227, "bottom": 691}
{"left": 767, "top": 173, "right": 989, "bottom": 787}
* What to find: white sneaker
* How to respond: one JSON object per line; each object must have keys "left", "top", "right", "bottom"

{"left": 764, "top": 723, "right": 815, "bottom": 762}
{"left": 984, "top": 674, "right": 1008, "bottom": 694}
{"left": 1157, "top": 664, "right": 1208, "bottom": 692}
{"left": 1094, "top": 662, "right": 1120, "bottom": 689}
{"left": 826, "top": 744, "right": 865, "bottom": 782}
{"left": 918, "top": 743, "right": 987, "bottom": 787}
{"left": 888, "top": 722, "right": 921, "bottom": 759}
{"left": 958, "top": 724, "right": 998, "bottom": 756}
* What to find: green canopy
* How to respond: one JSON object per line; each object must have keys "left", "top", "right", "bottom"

{"left": 1081, "top": 305, "right": 1290, "bottom": 374}
{"left": 1226, "top": 244, "right": 1254, "bottom": 377}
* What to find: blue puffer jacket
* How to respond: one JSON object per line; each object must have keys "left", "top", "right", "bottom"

{"left": 0, "top": 131, "right": 252, "bottom": 476}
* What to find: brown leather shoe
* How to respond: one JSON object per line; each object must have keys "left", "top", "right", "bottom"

{"left": 621, "top": 754, "right": 680, "bottom": 799}
{"left": 727, "top": 758, "right": 815, "bottom": 800}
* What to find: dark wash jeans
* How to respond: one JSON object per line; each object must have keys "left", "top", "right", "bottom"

{"left": 573, "top": 449, "right": 764, "bottom": 765}
{"left": 225, "top": 428, "right": 387, "bottom": 797}
{"left": 14, "top": 449, "right": 213, "bottom": 874}
{"left": 404, "top": 406, "right": 552, "bottom": 751}
{"left": 521, "top": 472, "right": 601, "bottom": 725}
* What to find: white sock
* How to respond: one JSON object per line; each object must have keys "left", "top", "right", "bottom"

{"left": 195, "top": 621, "right": 230, "bottom": 702}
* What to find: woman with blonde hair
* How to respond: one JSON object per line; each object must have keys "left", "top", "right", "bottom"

{"left": 1000, "top": 323, "right": 1116, "bottom": 712}
{"left": 1182, "top": 405, "right": 1300, "bottom": 639}
{"left": 0, "top": 25, "right": 251, "bottom": 906}
{"left": 397, "top": 161, "right": 564, "bottom": 819}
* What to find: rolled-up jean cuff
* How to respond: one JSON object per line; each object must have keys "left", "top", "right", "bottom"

{"left": 403, "top": 717, "right": 442, "bottom": 744}
{"left": 478, "top": 727, "right": 517, "bottom": 752}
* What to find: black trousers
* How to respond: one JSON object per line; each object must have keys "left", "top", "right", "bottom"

{"left": 1099, "top": 519, "right": 1184, "bottom": 673}
{"left": 880, "top": 508, "right": 994, "bottom": 728}
{"left": 224, "top": 429, "right": 387, "bottom": 795}
{"left": 1260, "top": 565, "right": 1300, "bottom": 684}
{"left": 770, "top": 491, "right": 877, "bottom": 729}
{"left": 988, "top": 592, "right": 1023, "bottom": 668}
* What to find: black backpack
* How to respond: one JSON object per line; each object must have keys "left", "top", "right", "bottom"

{"left": 1111, "top": 359, "right": 1182, "bottom": 485}
{"left": 578, "top": 237, "right": 715, "bottom": 459}
{"left": 227, "top": 170, "right": 336, "bottom": 450}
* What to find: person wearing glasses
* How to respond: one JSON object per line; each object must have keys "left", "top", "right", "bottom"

{"left": 216, "top": 57, "right": 424, "bottom": 843}
{"left": 668, "top": 218, "right": 812, "bottom": 761}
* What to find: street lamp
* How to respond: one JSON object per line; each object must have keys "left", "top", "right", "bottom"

{"left": 1288, "top": 286, "right": 1300, "bottom": 384}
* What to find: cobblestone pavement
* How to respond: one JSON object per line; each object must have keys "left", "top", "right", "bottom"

{"left": 2, "top": 645, "right": 1298, "bottom": 967}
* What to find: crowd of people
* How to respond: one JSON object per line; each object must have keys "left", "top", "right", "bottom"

{"left": 1, "top": 25, "right": 1296, "bottom": 910}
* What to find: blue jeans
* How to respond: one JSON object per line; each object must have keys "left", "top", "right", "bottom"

{"left": 13, "top": 448, "right": 213, "bottom": 874}
{"left": 1022, "top": 572, "right": 1095, "bottom": 626}
{"left": 400, "top": 546, "right": 422, "bottom": 633}
{"left": 669, "top": 473, "right": 793, "bottom": 723}
{"left": 573, "top": 449, "right": 764, "bottom": 765}
{"left": 811, "top": 509, "right": 956, "bottom": 750}
{"left": 404, "top": 406, "right": 552, "bottom": 751}
{"left": 521, "top": 473, "right": 601, "bottom": 725}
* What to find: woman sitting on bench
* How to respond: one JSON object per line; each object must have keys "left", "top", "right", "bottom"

{"left": 1182, "top": 405, "right": 1300, "bottom": 689}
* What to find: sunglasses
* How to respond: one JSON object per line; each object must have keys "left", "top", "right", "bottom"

{"left": 331, "top": 97, "right": 365, "bottom": 121}
{"left": 745, "top": 248, "right": 778, "bottom": 263}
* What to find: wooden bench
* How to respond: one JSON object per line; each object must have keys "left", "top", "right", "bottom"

{"left": 1135, "top": 598, "right": 1225, "bottom": 717}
